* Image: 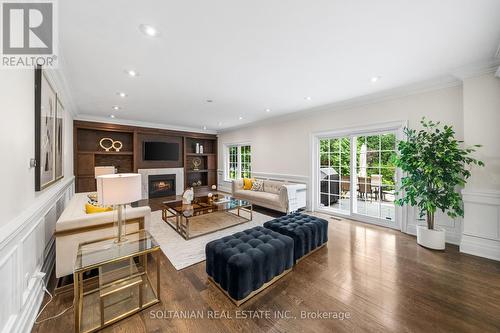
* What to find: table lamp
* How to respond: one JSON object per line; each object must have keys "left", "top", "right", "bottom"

{"left": 96, "top": 173, "right": 142, "bottom": 243}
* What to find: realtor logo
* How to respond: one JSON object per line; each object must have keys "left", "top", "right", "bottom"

{"left": 1, "top": 0, "right": 58, "bottom": 68}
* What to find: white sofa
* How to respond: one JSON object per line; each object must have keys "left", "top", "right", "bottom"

{"left": 231, "top": 179, "right": 306, "bottom": 213}
{"left": 55, "top": 192, "right": 151, "bottom": 278}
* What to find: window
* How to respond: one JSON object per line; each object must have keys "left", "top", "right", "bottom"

{"left": 226, "top": 144, "right": 252, "bottom": 180}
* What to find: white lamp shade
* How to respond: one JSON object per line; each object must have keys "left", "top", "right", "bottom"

{"left": 95, "top": 166, "right": 116, "bottom": 178}
{"left": 97, "top": 173, "right": 142, "bottom": 205}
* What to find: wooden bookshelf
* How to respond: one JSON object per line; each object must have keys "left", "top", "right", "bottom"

{"left": 74, "top": 121, "right": 217, "bottom": 193}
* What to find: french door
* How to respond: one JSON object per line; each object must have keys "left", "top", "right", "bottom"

{"left": 314, "top": 124, "right": 403, "bottom": 229}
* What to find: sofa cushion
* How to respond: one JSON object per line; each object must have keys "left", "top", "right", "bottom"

{"left": 263, "top": 180, "right": 284, "bottom": 194}
{"left": 234, "top": 190, "right": 280, "bottom": 206}
{"left": 264, "top": 213, "right": 328, "bottom": 262}
{"left": 206, "top": 226, "right": 294, "bottom": 301}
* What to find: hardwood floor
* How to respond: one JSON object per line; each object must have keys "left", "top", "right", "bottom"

{"left": 32, "top": 214, "right": 500, "bottom": 333}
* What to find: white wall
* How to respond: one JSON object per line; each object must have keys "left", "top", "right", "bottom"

{"left": 218, "top": 84, "right": 466, "bottom": 244}
{"left": 0, "top": 69, "right": 75, "bottom": 333}
{"left": 461, "top": 73, "right": 500, "bottom": 261}
{"left": 0, "top": 70, "right": 74, "bottom": 225}
{"left": 463, "top": 73, "right": 500, "bottom": 191}
{"left": 218, "top": 85, "right": 464, "bottom": 177}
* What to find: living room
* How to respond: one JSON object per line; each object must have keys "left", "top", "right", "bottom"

{"left": 1, "top": 1, "right": 500, "bottom": 332}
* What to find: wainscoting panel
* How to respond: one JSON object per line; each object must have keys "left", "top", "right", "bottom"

{"left": 461, "top": 190, "right": 500, "bottom": 261}
{"left": 0, "top": 177, "right": 74, "bottom": 333}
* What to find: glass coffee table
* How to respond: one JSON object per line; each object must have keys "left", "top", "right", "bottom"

{"left": 162, "top": 195, "right": 253, "bottom": 240}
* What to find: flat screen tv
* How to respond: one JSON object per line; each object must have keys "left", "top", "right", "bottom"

{"left": 143, "top": 142, "right": 179, "bottom": 161}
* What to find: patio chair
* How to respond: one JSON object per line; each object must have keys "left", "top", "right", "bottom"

{"left": 357, "top": 176, "right": 372, "bottom": 201}
{"left": 370, "top": 174, "right": 382, "bottom": 200}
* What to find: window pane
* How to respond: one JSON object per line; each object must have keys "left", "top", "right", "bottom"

{"left": 340, "top": 138, "right": 350, "bottom": 153}
{"left": 380, "top": 168, "right": 396, "bottom": 185}
{"left": 366, "top": 135, "right": 380, "bottom": 151}
{"left": 381, "top": 151, "right": 396, "bottom": 168}
{"left": 329, "top": 138, "right": 340, "bottom": 153}
{"left": 320, "top": 153, "right": 329, "bottom": 168}
{"left": 320, "top": 139, "right": 330, "bottom": 154}
{"left": 330, "top": 153, "right": 340, "bottom": 169}
{"left": 380, "top": 133, "right": 396, "bottom": 151}
{"left": 367, "top": 152, "right": 379, "bottom": 168}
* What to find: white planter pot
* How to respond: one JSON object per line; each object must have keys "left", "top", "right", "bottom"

{"left": 416, "top": 225, "right": 445, "bottom": 250}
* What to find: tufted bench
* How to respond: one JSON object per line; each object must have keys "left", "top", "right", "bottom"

{"left": 205, "top": 226, "right": 294, "bottom": 305}
{"left": 263, "top": 213, "right": 328, "bottom": 262}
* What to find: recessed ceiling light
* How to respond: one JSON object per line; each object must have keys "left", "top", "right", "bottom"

{"left": 139, "top": 24, "right": 159, "bottom": 37}
{"left": 110, "top": 115, "right": 115, "bottom": 118}
{"left": 218, "top": 122, "right": 223, "bottom": 126}
{"left": 117, "top": 92, "right": 127, "bottom": 98}
{"left": 371, "top": 76, "right": 381, "bottom": 83}
{"left": 265, "top": 108, "right": 271, "bottom": 113}
{"left": 112, "top": 105, "right": 121, "bottom": 111}
{"left": 238, "top": 116, "right": 243, "bottom": 120}
{"left": 125, "top": 69, "right": 138, "bottom": 77}
{"left": 305, "top": 96, "right": 312, "bottom": 101}
{"left": 202, "top": 126, "right": 207, "bottom": 130}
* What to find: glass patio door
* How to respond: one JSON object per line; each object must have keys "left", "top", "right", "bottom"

{"left": 317, "top": 130, "right": 398, "bottom": 228}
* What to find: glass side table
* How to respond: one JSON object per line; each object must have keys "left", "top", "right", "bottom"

{"left": 74, "top": 230, "right": 161, "bottom": 333}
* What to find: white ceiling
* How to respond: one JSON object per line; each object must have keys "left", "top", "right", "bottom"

{"left": 60, "top": 0, "right": 500, "bottom": 132}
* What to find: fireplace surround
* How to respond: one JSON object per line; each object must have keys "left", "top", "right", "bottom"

{"left": 148, "top": 174, "right": 176, "bottom": 198}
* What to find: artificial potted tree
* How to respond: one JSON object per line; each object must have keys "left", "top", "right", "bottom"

{"left": 394, "top": 118, "right": 484, "bottom": 250}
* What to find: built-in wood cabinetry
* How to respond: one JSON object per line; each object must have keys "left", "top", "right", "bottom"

{"left": 74, "top": 120, "right": 217, "bottom": 194}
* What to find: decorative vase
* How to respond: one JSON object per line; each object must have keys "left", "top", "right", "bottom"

{"left": 200, "top": 145, "right": 204, "bottom": 154}
{"left": 196, "top": 143, "right": 200, "bottom": 154}
{"left": 416, "top": 225, "right": 445, "bottom": 250}
{"left": 182, "top": 187, "right": 194, "bottom": 204}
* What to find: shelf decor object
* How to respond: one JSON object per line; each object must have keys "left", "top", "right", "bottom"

{"left": 96, "top": 173, "right": 142, "bottom": 242}
{"left": 74, "top": 230, "right": 161, "bottom": 333}
{"left": 99, "top": 138, "right": 114, "bottom": 152}
{"left": 192, "top": 157, "right": 202, "bottom": 170}
{"left": 112, "top": 140, "right": 123, "bottom": 152}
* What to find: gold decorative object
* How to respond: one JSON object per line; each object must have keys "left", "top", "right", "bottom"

{"left": 192, "top": 157, "right": 202, "bottom": 170}
{"left": 99, "top": 138, "right": 124, "bottom": 152}
{"left": 99, "top": 138, "right": 114, "bottom": 152}
{"left": 112, "top": 140, "right": 123, "bottom": 152}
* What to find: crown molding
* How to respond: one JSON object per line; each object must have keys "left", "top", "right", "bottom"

{"left": 75, "top": 114, "right": 218, "bottom": 135}
{"left": 44, "top": 51, "right": 78, "bottom": 117}
{"left": 451, "top": 58, "right": 500, "bottom": 80}
{"left": 219, "top": 74, "right": 461, "bottom": 133}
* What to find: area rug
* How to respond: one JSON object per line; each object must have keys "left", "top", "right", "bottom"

{"left": 147, "top": 210, "right": 274, "bottom": 270}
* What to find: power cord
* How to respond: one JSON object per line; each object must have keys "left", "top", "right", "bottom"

{"left": 33, "top": 273, "right": 74, "bottom": 325}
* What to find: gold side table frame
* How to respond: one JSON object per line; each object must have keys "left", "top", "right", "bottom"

{"left": 74, "top": 231, "right": 161, "bottom": 333}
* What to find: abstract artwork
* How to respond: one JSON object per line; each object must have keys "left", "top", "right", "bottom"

{"left": 55, "top": 97, "right": 64, "bottom": 180}
{"left": 35, "top": 68, "right": 62, "bottom": 191}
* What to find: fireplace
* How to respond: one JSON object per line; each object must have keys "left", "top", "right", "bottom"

{"left": 148, "top": 174, "right": 176, "bottom": 198}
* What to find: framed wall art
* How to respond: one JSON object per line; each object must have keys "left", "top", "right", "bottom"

{"left": 35, "top": 67, "right": 63, "bottom": 191}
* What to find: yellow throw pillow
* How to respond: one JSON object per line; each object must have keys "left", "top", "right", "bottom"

{"left": 85, "top": 203, "right": 112, "bottom": 214}
{"left": 243, "top": 178, "right": 254, "bottom": 190}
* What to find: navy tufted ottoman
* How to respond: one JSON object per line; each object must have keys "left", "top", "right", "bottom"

{"left": 263, "top": 213, "right": 328, "bottom": 262}
{"left": 205, "top": 226, "right": 294, "bottom": 305}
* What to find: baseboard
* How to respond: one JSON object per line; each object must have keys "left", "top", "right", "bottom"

{"left": 460, "top": 234, "right": 500, "bottom": 261}
{"left": 461, "top": 189, "right": 500, "bottom": 261}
